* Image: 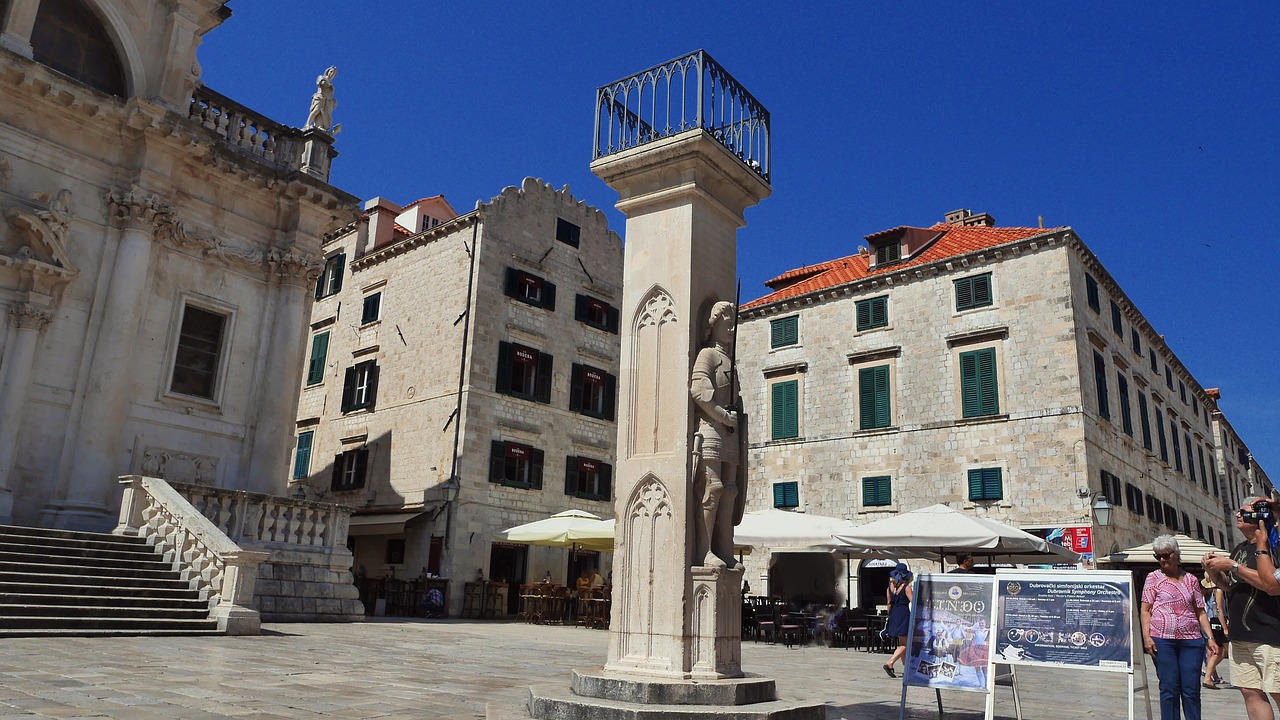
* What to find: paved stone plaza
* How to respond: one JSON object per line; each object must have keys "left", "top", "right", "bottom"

{"left": 0, "top": 620, "right": 1243, "bottom": 719}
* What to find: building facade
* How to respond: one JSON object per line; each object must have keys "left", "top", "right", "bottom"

{"left": 736, "top": 209, "right": 1270, "bottom": 604}
{"left": 292, "top": 178, "right": 623, "bottom": 616}
{"left": 0, "top": 0, "right": 357, "bottom": 530}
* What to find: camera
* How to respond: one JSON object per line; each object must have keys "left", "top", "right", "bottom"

{"left": 1241, "top": 500, "right": 1274, "bottom": 525}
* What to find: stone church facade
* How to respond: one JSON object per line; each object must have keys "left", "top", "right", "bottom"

{"left": 0, "top": 0, "right": 357, "bottom": 530}
{"left": 736, "top": 209, "right": 1270, "bottom": 600}
{"left": 291, "top": 178, "right": 623, "bottom": 616}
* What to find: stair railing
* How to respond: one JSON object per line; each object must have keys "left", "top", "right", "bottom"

{"left": 114, "top": 475, "right": 268, "bottom": 635}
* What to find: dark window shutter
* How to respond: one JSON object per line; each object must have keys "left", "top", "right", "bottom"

{"left": 873, "top": 366, "right": 890, "bottom": 428}
{"left": 1138, "top": 394, "right": 1152, "bottom": 450}
{"left": 856, "top": 300, "right": 871, "bottom": 330}
{"left": 542, "top": 281, "right": 556, "bottom": 311}
{"left": 332, "top": 253, "right": 345, "bottom": 293}
{"left": 504, "top": 267, "right": 519, "bottom": 299}
{"left": 496, "top": 342, "right": 512, "bottom": 394}
{"left": 984, "top": 468, "right": 1002, "bottom": 500}
{"left": 600, "top": 463, "right": 612, "bottom": 501}
{"left": 972, "top": 275, "right": 991, "bottom": 307}
{"left": 293, "top": 432, "right": 313, "bottom": 480}
{"left": 871, "top": 297, "right": 887, "bottom": 327}
{"left": 1093, "top": 352, "right": 1109, "bottom": 420}
{"left": 569, "top": 364, "right": 584, "bottom": 412}
{"left": 535, "top": 352, "right": 553, "bottom": 403}
{"left": 976, "top": 349, "right": 998, "bottom": 415}
{"left": 307, "top": 332, "right": 329, "bottom": 385}
{"left": 331, "top": 454, "right": 343, "bottom": 490}
{"left": 366, "top": 363, "right": 379, "bottom": 409}
{"left": 858, "top": 367, "right": 880, "bottom": 430}
{"left": 967, "top": 469, "right": 983, "bottom": 500}
{"left": 607, "top": 306, "right": 620, "bottom": 334}
{"left": 960, "top": 351, "right": 979, "bottom": 417}
{"left": 955, "top": 278, "right": 973, "bottom": 310}
{"left": 315, "top": 270, "right": 324, "bottom": 300}
{"left": 489, "top": 441, "right": 506, "bottom": 483}
{"left": 771, "top": 380, "right": 798, "bottom": 440}
{"left": 1118, "top": 374, "right": 1133, "bottom": 436}
{"left": 783, "top": 482, "right": 799, "bottom": 507}
{"left": 530, "top": 449, "right": 544, "bottom": 489}
{"left": 574, "top": 294, "right": 587, "bottom": 322}
{"left": 603, "top": 372, "right": 617, "bottom": 421}
{"left": 341, "top": 366, "right": 356, "bottom": 412}
{"left": 354, "top": 447, "right": 369, "bottom": 487}
{"left": 773, "top": 483, "right": 786, "bottom": 507}
{"left": 564, "top": 456, "right": 578, "bottom": 495}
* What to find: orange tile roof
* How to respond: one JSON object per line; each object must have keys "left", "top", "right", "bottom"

{"left": 744, "top": 223, "right": 1063, "bottom": 310}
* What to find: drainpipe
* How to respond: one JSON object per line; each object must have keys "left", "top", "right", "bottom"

{"left": 444, "top": 206, "right": 480, "bottom": 548}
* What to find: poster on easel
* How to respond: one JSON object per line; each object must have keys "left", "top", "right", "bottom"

{"left": 993, "top": 569, "right": 1132, "bottom": 671}
{"left": 903, "top": 574, "right": 998, "bottom": 692}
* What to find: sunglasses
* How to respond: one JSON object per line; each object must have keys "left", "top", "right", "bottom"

{"left": 1153, "top": 552, "right": 1175, "bottom": 560}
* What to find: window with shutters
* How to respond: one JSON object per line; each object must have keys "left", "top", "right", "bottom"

{"left": 1149, "top": 349, "right": 1158, "bottom": 373}
{"left": 1182, "top": 512, "right": 1191, "bottom": 534}
{"left": 331, "top": 447, "right": 369, "bottom": 491}
{"left": 1125, "top": 483, "right": 1145, "bottom": 516}
{"left": 874, "top": 241, "right": 902, "bottom": 266}
{"left": 555, "top": 218, "right": 581, "bottom": 248}
{"left": 340, "top": 360, "right": 379, "bottom": 412}
{"left": 1203, "top": 445, "right": 1215, "bottom": 496}
{"left": 1155, "top": 406, "right": 1169, "bottom": 462}
{"left": 1179, "top": 380, "right": 1187, "bottom": 404}
{"left": 855, "top": 296, "right": 888, "bottom": 331}
{"left": 169, "top": 303, "right": 229, "bottom": 401}
{"left": 1085, "top": 273, "right": 1100, "bottom": 312}
{"left": 496, "top": 342, "right": 552, "bottom": 403}
{"left": 1163, "top": 502, "right": 1177, "bottom": 530}
{"left": 315, "top": 253, "right": 345, "bottom": 299}
{"left": 1185, "top": 434, "right": 1195, "bottom": 482}
{"left": 293, "top": 431, "right": 314, "bottom": 480}
{"left": 1131, "top": 329, "right": 1142, "bottom": 355}
{"left": 503, "top": 267, "right": 556, "bottom": 310}
{"left": 773, "top": 481, "right": 799, "bottom": 509}
{"left": 954, "top": 273, "right": 993, "bottom": 312}
{"left": 1100, "top": 470, "right": 1122, "bottom": 507}
{"left": 959, "top": 347, "right": 999, "bottom": 418}
{"left": 489, "top": 441, "right": 544, "bottom": 490}
{"left": 1110, "top": 300, "right": 1123, "bottom": 336}
{"left": 1138, "top": 393, "right": 1153, "bottom": 451}
{"left": 858, "top": 365, "right": 891, "bottom": 430}
{"left": 770, "top": 378, "right": 800, "bottom": 440}
{"left": 306, "top": 332, "right": 329, "bottom": 386}
{"left": 967, "top": 468, "right": 1003, "bottom": 502}
{"left": 564, "top": 456, "right": 612, "bottom": 501}
{"left": 770, "top": 315, "right": 799, "bottom": 348}
{"left": 1093, "top": 352, "right": 1110, "bottom": 421}
{"left": 862, "top": 476, "right": 892, "bottom": 507}
{"left": 575, "top": 294, "right": 619, "bottom": 333}
{"left": 361, "top": 292, "right": 382, "bottom": 324}
{"left": 1171, "top": 422, "right": 1183, "bottom": 472}
{"left": 570, "top": 363, "right": 617, "bottom": 420}
{"left": 1165, "top": 366, "right": 1173, "bottom": 390}
{"left": 1117, "top": 373, "right": 1133, "bottom": 437}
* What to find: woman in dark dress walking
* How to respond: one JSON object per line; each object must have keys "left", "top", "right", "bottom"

{"left": 883, "top": 562, "right": 913, "bottom": 677}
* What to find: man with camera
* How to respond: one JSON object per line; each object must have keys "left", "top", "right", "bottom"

{"left": 1203, "top": 497, "right": 1280, "bottom": 719}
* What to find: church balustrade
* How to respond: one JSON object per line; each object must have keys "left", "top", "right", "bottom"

{"left": 188, "top": 86, "right": 303, "bottom": 171}
{"left": 165, "top": 480, "right": 351, "bottom": 551}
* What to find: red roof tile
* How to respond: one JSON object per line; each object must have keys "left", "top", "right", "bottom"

{"left": 743, "top": 223, "right": 1062, "bottom": 310}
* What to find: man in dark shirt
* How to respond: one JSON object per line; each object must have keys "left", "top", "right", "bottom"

{"left": 949, "top": 552, "right": 976, "bottom": 574}
{"left": 1203, "top": 497, "right": 1280, "bottom": 720}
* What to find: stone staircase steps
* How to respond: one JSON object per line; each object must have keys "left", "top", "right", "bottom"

{"left": 0, "top": 523, "right": 220, "bottom": 636}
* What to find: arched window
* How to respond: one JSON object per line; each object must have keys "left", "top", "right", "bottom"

{"left": 30, "top": 0, "right": 126, "bottom": 97}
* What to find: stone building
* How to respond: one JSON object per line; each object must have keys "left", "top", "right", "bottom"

{"left": 0, "top": 0, "right": 358, "bottom": 531}
{"left": 736, "top": 209, "right": 1271, "bottom": 604}
{"left": 291, "top": 178, "right": 623, "bottom": 616}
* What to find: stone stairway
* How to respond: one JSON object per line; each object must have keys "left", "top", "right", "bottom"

{"left": 0, "top": 524, "right": 220, "bottom": 637}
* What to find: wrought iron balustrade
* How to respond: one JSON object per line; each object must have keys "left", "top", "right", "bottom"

{"left": 594, "top": 50, "right": 770, "bottom": 184}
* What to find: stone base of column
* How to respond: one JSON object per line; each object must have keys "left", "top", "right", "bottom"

{"left": 38, "top": 500, "right": 115, "bottom": 532}
{"left": 691, "top": 565, "right": 744, "bottom": 679}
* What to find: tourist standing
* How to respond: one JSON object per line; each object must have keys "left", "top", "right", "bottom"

{"left": 1141, "top": 534, "right": 1217, "bottom": 720}
{"left": 882, "top": 563, "right": 913, "bottom": 678}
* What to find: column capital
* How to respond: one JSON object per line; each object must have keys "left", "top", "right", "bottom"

{"left": 107, "top": 188, "right": 175, "bottom": 232}
{"left": 267, "top": 247, "right": 323, "bottom": 287}
{"left": 8, "top": 302, "right": 51, "bottom": 330}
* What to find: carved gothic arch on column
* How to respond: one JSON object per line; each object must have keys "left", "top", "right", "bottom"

{"left": 628, "top": 285, "right": 679, "bottom": 458}
{"left": 616, "top": 473, "right": 675, "bottom": 663}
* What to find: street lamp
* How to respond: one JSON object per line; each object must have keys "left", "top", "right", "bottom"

{"left": 1091, "top": 494, "right": 1113, "bottom": 527}
{"left": 441, "top": 476, "right": 460, "bottom": 505}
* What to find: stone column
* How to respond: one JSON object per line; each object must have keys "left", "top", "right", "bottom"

{"left": 44, "top": 192, "right": 160, "bottom": 530}
{"left": 0, "top": 302, "right": 52, "bottom": 523}
{"left": 244, "top": 248, "right": 320, "bottom": 494}
{"left": 0, "top": 0, "right": 40, "bottom": 58}
{"left": 592, "top": 130, "right": 770, "bottom": 679}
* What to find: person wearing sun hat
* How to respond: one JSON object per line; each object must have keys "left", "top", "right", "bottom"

{"left": 1202, "top": 575, "right": 1229, "bottom": 689}
{"left": 882, "top": 562, "right": 913, "bottom": 678}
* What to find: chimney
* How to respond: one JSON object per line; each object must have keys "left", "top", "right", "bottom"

{"left": 944, "top": 209, "right": 996, "bottom": 227}
{"left": 364, "top": 197, "right": 403, "bottom": 250}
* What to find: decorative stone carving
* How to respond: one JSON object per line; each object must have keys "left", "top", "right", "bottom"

{"left": 304, "top": 66, "right": 339, "bottom": 134}
{"left": 628, "top": 287, "right": 678, "bottom": 457}
{"left": 7, "top": 302, "right": 52, "bottom": 330}
{"left": 2, "top": 189, "right": 79, "bottom": 275}
{"left": 107, "top": 188, "right": 173, "bottom": 230}
{"left": 689, "top": 301, "right": 746, "bottom": 569}
{"left": 615, "top": 475, "right": 675, "bottom": 665}
{"left": 139, "top": 447, "right": 219, "bottom": 486}
{"left": 267, "top": 246, "right": 323, "bottom": 286}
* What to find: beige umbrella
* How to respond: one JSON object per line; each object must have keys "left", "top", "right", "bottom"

{"left": 1100, "top": 533, "right": 1228, "bottom": 564}
{"left": 493, "top": 509, "right": 615, "bottom": 553}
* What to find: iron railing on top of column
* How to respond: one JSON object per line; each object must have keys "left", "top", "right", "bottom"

{"left": 593, "top": 50, "right": 771, "bottom": 184}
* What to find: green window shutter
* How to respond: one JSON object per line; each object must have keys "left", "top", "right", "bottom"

{"left": 955, "top": 278, "right": 973, "bottom": 310}
{"left": 1138, "top": 393, "right": 1152, "bottom": 450}
{"left": 859, "top": 366, "right": 890, "bottom": 430}
{"left": 968, "top": 468, "right": 1003, "bottom": 501}
{"left": 1086, "top": 274, "right": 1100, "bottom": 312}
{"left": 292, "top": 431, "right": 313, "bottom": 480}
{"left": 862, "top": 476, "right": 891, "bottom": 507}
{"left": 773, "top": 481, "right": 799, "bottom": 508}
{"left": 306, "top": 332, "right": 329, "bottom": 385}
{"left": 967, "top": 469, "right": 984, "bottom": 500}
{"left": 770, "top": 316, "right": 798, "bottom": 348}
{"left": 1118, "top": 374, "right": 1133, "bottom": 437}
{"left": 960, "top": 348, "right": 998, "bottom": 418}
{"left": 955, "top": 274, "right": 993, "bottom": 311}
{"left": 1093, "top": 352, "right": 1110, "bottom": 420}
{"left": 564, "top": 455, "right": 578, "bottom": 496}
{"left": 856, "top": 300, "right": 871, "bottom": 331}
{"left": 771, "top": 380, "right": 799, "bottom": 440}
{"left": 856, "top": 296, "right": 888, "bottom": 331}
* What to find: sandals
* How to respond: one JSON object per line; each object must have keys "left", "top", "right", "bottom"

{"left": 1202, "top": 680, "right": 1218, "bottom": 689}
{"left": 883, "top": 664, "right": 897, "bottom": 678}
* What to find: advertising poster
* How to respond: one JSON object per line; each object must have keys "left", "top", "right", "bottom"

{"left": 1027, "top": 526, "right": 1094, "bottom": 568}
{"left": 904, "top": 574, "right": 997, "bottom": 693}
{"left": 994, "top": 569, "right": 1131, "bottom": 672}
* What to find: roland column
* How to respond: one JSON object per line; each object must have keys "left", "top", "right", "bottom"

{"left": 591, "top": 51, "right": 771, "bottom": 679}
{"left": 0, "top": 303, "right": 52, "bottom": 523}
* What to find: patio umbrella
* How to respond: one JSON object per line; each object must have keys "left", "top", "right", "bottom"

{"left": 733, "top": 509, "right": 856, "bottom": 548}
{"left": 493, "top": 509, "right": 615, "bottom": 553}
{"left": 831, "top": 503, "right": 1082, "bottom": 566}
{"left": 1100, "top": 533, "right": 1228, "bottom": 564}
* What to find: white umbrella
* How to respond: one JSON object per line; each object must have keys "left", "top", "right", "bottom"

{"left": 831, "top": 503, "right": 1082, "bottom": 565}
{"left": 733, "top": 509, "right": 855, "bottom": 548}
{"left": 493, "top": 509, "right": 615, "bottom": 553}
{"left": 1101, "top": 533, "right": 1228, "bottom": 564}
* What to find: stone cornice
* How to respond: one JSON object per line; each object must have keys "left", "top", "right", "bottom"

{"left": 352, "top": 211, "right": 479, "bottom": 270}
{"left": 7, "top": 302, "right": 52, "bottom": 330}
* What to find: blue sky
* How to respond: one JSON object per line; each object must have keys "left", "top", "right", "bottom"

{"left": 201, "top": 2, "right": 1279, "bottom": 473}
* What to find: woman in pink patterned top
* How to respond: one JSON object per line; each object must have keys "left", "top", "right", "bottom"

{"left": 1141, "top": 535, "right": 1219, "bottom": 720}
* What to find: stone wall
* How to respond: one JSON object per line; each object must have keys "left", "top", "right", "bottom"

{"left": 253, "top": 547, "right": 364, "bottom": 623}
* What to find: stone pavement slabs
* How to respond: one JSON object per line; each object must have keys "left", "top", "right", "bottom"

{"left": 0, "top": 619, "right": 1248, "bottom": 719}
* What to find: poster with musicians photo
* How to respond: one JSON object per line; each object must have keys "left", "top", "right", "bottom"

{"left": 904, "top": 574, "right": 998, "bottom": 693}
{"left": 993, "top": 569, "right": 1132, "bottom": 672}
